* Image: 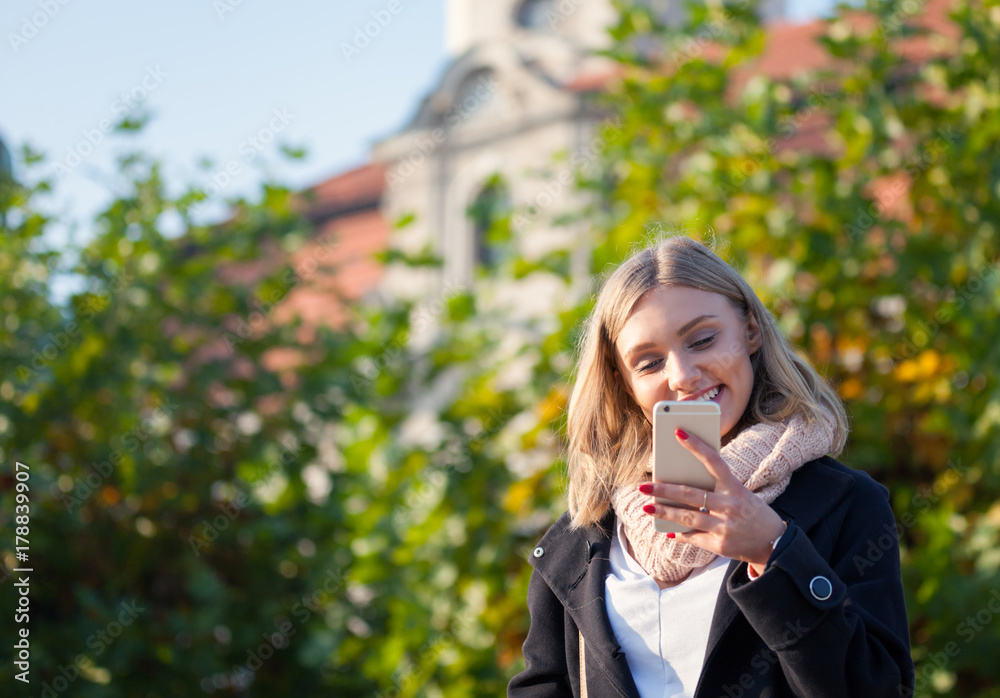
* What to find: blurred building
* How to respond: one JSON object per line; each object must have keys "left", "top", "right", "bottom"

{"left": 288, "top": 0, "right": 622, "bottom": 329}
{"left": 374, "top": 0, "right": 625, "bottom": 315}
{"left": 283, "top": 0, "right": 832, "bottom": 330}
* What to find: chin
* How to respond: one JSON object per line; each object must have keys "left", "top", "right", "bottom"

{"left": 722, "top": 414, "right": 750, "bottom": 444}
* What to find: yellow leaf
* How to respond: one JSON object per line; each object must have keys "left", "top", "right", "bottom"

{"left": 918, "top": 349, "right": 941, "bottom": 375}
{"left": 895, "top": 358, "right": 920, "bottom": 382}
{"left": 839, "top": 377, "right": 864, "bottom": 400}
{"left": 21, "top": 391, "right": 39, "bottom": 414}
{"left": 503, "top": 479, "right": 536, "bottom": 514}
{"left": 895, "top": 350, "right": 940, "bottom": 382}
{"left": 539, "top": 386, "right": 567, "bottom": 423}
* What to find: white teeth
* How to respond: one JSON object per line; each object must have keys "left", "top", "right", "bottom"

{"left": 695, "top": 386, "right": 721, "bottom": 401}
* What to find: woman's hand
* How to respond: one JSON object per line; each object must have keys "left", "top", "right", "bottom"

{"left": 639, "top": 428, "right": 786, "bottom": 575}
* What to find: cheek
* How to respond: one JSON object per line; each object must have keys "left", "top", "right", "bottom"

{"left": 714, "top": 338, "right": 750, "bottom": 373}
{"left": 632, "top": 382, "right": 655, "bottom": 406}
{"left": 715, "top": 352, "right": 753, "bottom": 404}
{"left": 728, "top": 359, "right": 755, "bottom": 419}
{"left": 739, "top": 354, "right": 757, "bottom": 392}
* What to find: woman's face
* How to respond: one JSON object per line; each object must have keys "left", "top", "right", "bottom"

{"left": 613, "top": 285, "right": 761, "bottom": 442}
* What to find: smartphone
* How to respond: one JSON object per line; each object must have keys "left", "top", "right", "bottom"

{"left": 651, "top": 400, "right": 721, "bottom": 533}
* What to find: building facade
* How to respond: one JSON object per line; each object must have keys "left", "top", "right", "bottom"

{"left": 373, "top": 0, "right": 620, "bottom": 314}
{"left": 293, "top": 0, "right": 804, "bottom": 330}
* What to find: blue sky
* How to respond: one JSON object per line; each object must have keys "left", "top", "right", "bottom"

{"left": 1, "top": 0, "right": 448, "bottom": 235}
{"left": 1, "top": 0, "right": 834, "bottom": 247}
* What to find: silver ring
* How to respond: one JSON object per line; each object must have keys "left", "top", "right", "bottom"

{"left": 699, "top": 491, "right": 709, "bottom": 514}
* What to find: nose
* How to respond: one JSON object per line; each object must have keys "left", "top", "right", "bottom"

{"left": 665, "top": 352, "right": 702, "bottom": 397}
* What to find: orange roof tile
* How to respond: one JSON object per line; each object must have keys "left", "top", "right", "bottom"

{"left": 565, "top": 1, "right": 959, "bottom": 92}
{"left": 304, "top": 162, "right": 386, "bottom": 222}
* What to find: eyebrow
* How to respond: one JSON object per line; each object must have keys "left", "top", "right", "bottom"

{"left": 623, "top": 314, "right": 718, "bottom": 361}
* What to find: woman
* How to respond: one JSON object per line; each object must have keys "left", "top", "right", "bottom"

{"left": 508, "top": 236, "right": 913, "bottom": 697}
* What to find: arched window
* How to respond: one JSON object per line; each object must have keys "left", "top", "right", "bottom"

{"left": 448, "top": 68, "right": 505, "bottom": 129}
{"left": 467, "top": 174, "right": 511, "bottom": 271}
{"left": 514, "top": 0, "right": 555, "bottom": 31}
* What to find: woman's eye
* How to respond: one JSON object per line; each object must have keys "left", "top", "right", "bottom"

{"left": 691, "top": 334, "right": 717, "bottom": 349}
{"left": 637, "top": 359, "right": 662, "bottom": 373}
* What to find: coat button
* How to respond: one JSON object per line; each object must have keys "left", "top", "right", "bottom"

{"left": 533, "top": 546, "right": 544, "bottom": 558}
{"left": 809, "top": 575, "right": 833, "bottom": 601}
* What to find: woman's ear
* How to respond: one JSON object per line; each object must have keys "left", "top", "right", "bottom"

{"left": 747, "top": 312, "right": 763, "bottom": 355}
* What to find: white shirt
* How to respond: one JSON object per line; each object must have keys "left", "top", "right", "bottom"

{"left": 605, "top": 517, "right": 731, "bottom": 698}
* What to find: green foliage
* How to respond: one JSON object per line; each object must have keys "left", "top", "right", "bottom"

{"left": 0, "top": 144, "right": 366, "bottom": 694}
{"left": 584, "top": 0, "right": 1000, "bottom": 694}
{"left": 0, "top": 129, "right": 567, "bottom": 695}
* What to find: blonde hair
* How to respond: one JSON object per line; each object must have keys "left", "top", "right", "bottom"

{"left": 565, "top": 235, "right": 848, "bottom": 528}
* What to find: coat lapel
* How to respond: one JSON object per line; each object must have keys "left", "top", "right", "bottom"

{"left": 697, "top": 456, "right": 855, "bottom": 690}
{"left": 700, "top": 557, "right": 744, "bottom": 670}
{"left": 565, "top": 533, "right": 639, "bottom": 697}
{"left": 530, "top": 457, "right": 853, "bottom": 698}
{"left": 532, "top": 512, "right": 640, "bottom": 697}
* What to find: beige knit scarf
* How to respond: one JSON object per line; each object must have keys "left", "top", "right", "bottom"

{"left": 611, "top": 409, "right": 836, "bottom": 583}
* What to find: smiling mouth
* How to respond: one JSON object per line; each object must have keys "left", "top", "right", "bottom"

{"left": 691, "top": 385, "right": 723, "bottom": 402}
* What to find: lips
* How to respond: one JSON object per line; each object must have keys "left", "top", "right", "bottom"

{"left": 685, "top": 384, "right": 724, "bottom": 402}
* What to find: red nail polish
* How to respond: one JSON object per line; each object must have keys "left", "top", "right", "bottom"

{"left": 639, "top": 483, "right": 654, "bottom": 494}
{"left": 675, "top": 428, "right": 689, "bottom": 440}
{"left": 642, "top": 504, "right": 656, "bottom": 514}
{"left": 666, "top": 532, "right": 676, "bottom": 539}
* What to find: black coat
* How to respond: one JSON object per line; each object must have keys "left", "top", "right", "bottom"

{"left": 508, "top": 456, "right": 914, "bottom": 698}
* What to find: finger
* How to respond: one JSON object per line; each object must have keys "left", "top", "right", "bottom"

{"left": 640, "top": 482, "right": 717, "bottom": 511}
{"left": 675, "top": 429, "right": 740, "bottom": 488}
{"left": 643, "top": 501, "right": 720, "bottom": 533}
{"left": 669, "top": 529, "right": 719, "bottom": 553}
